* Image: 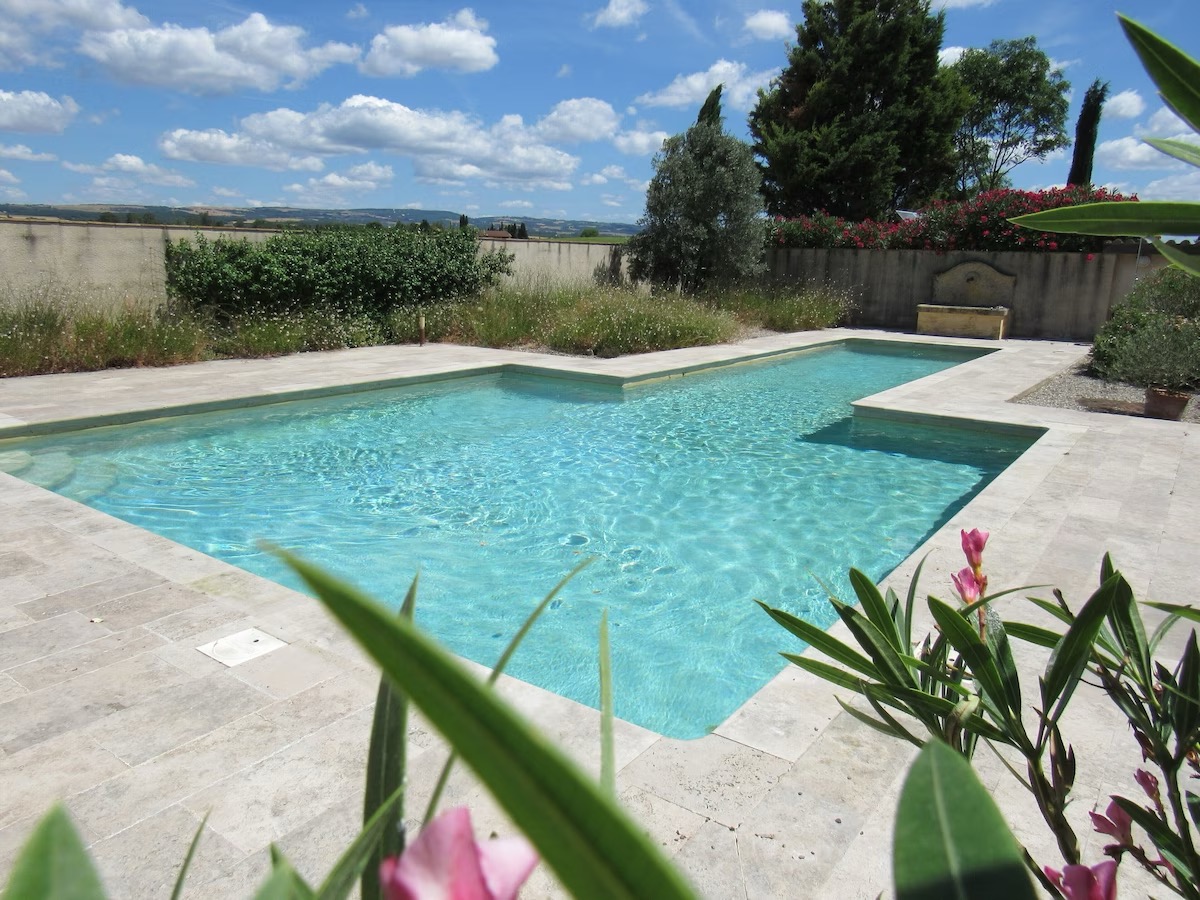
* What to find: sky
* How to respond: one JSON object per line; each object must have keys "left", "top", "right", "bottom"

{"left": 0, "top": 0, "right": 1196, "bottom": 224}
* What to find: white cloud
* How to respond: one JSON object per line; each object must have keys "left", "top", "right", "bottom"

{"left": 535, "top": 98, "right": 620, "bottom": 143}
{"left": 0, "top": 168, "right": 18, "bottom": 184}
{"left": 580, "top": 172, "right": 607, "bottom": 185}
{"left": 103, "top": 153, "right": 193, "bottom": 186}
{"left": 284, "top": 161, "right": 394, "bottom": 205}
{"left": 589, "top": 0, "right": 647, "bottom": 29}
{"left": 0, "top": 185, "right": 25, "bottom": 199}
{"left": 1105, "top": 90, "right": 1145, "bottom": 119}
{"left": 933, "top": 0, "right": 997, "bottom": 7}
{"left": 635, "top": 58, "right": 777, "bottom": 109}
{"left": 939, "top": 46, "right": 966, "bottom": 66}
{"left": 1146, "top": 107, "right": 1188, "bottom": 135}
{"left": 0, "top": 89, "right": 79, "bottom": 133}
{"left": 0, "top": 22, "right": 39, "bottom": 69}
{"left": 0, "top": 142, "right": 55, "bottom": 161}
{"left": 212, "top": 186, "right": 240, "bottom": 198}
{"left": 743, "top": 10, "right": 791, "bottom": 41}
{"left": 556, "top": 64, "right": 571, "bottom": 78}
{"left": 160, "top": 128, "right": 325, "bottom": 171}
{"left": 163, "top": 95, "right": 580, "bottom": 191}
{"left": 78, "top": 13, "right": 359, "bottom": 94}
{"left": 662, "top": 0, "right": 704, "bottom": 42}
{"left": 1096, "top": 135, "right": 1195, "bottom": 170}
{"left": 347, "top": 3, "right": 368, "bottom": 20}
{"left": 613, "top": 129, "right": 667, "bottom": 154}
{"left": 497, "top": 199, "right": 533, "bottom": 209}
{"left": 360, "top": 9, "right": 497, "bottom": 77}
{"left": 1140, "top": 170, "right": 1200, "bottom": 202}
{"left": 1, "top": 0, "right": 148, "bottom": 30}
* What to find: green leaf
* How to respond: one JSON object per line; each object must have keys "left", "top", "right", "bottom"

{"left": 423, "top": 560, "right": 590, "bottom": 822}
{"left": 1009, "top": 201, "right": 1200, "bottom": 237}
{"left": 2, "top": 806, "right": 107, "bottom": 900}
{"left": 170, "top": 811, "right": 210, "bottom": 900}
{"left": 758, "top": 600, "right": 880, "bottom": 679}
{"left": 361, "top": 579, "right": 416, "bottom": 900}
{"left": 893, "top": 742, "right": 1036, "bottom": 900}
{"left": 1170, "top": 632, "right": 1200, "bottom": 750}
{"left": 278, "top": 551, "right": 697, "bottom": 900}
{"left": 254, "top": 859, "right": 316, "bottom": 900}
{"left": 1152, "top": 239, "right": 1200, "bottom": 278}
{"left": 1145, "top": 137, "right": 1200, "bottom": 169}
{"left": 836, "top": 695, "right": 924, "bottom": 747}
{"left": 319, "top": 786, "right": 405, "bottom": 900}
{"left": 903, "top": 556, "right": 928, "bottom": 650}
{"left": 1119, "top": 15, "right": 1200, "bottom": 135}
{"left": 599, "top": 609, "right": 616, "bottom": 798}
{"left": 1145, "top": 602, "right": 1200, "bottom": 624}
{"left": 1041, "top": 574, "right": 1120, "bottom": 725}
{"left": 1002, "top": 621, "right": 1061, "bottom": 650}
{"left": 834, "top": 598, "right": 918, "bottom": 691}
{"left": 1112, "top": 796, "right": 1193, "bottom": 878}
{"left": 1105, "top": 567, "right": 1151, "bottom": 690}
{"left": 781, "top": 652, "right": 869, "bottom": 692}
{"left": 928, "top": 598, "right": 1015, "bottom": 724}
{"left": 850, "top": 568, "right": 903, "bottom": 651}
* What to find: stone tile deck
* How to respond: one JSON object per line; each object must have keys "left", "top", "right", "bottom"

{"left": 0, "top": 330, "right": 1195, "bottom": 898}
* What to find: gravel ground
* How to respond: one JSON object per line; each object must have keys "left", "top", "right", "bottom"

{"left": 1012, "top": 360, "right": 1199, "bottom": 423}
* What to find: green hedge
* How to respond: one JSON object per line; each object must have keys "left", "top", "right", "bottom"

{"left": 165, "top": 227, "right": 512, "bottom": 318}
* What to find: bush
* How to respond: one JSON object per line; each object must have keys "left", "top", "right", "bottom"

{"left": 165, "top": 228, "right": 513, "bottom": 320}
{"left": 544, "top": 290, "right": 739, "bottom": 357}
{"left": 1091, "top": 267, "right": 1200, "bottom": 389}
{"left": 769, "top": 186, "right": 1137, "bottom": 253}
{"left": 706, "top": 281, "right": 857, "bottom": 331}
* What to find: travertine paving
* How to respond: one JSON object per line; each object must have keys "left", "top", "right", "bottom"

{"left": 0, "top": 330, "right": 1195, "bottom": 898}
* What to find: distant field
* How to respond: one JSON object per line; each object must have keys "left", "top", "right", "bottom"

{"left": 539, "top": 235, "right": 631, "bottom": 244}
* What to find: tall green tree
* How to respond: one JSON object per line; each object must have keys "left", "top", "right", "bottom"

{"left": 748, "top": 0, "right": 965, "bottom": 220}
{"left": 951, "top": 37, "right": 1071, "bottom": 195}
{"left": 1066, "top": 78, "right": 1110, "bottom": 187}
{"left": 628, "top": 85, "right": 763, "bottom": 293}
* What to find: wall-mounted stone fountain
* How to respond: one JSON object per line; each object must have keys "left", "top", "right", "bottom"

{"left": 916, "top": 261, "right": 1014, "bottom": 339}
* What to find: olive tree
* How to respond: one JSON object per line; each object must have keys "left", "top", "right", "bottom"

{"left": 627, "top": 85, "right": 764, "bottom": 293}
{"left": 950, "top": 37, "right": 1071, "bottom": 195}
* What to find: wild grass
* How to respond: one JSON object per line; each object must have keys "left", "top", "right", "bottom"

{"left": 0, "top": 275, "right": 854, "bottom": 376}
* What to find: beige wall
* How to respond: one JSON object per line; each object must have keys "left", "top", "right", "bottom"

{"left": 766, "top": 245, "right": 1164, "bottom": 341}
{"left": 0, "top": 220, "right": 1170, "bottom": 341}
{"left": 479, "top": 237, "right": 625, "bottom": 285}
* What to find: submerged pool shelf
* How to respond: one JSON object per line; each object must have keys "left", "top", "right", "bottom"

{"left": 0, "top": 338, "right": 1037, "bottom": 738}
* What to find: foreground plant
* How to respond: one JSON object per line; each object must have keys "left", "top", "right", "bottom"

{"left": 763, "top": 529, "right": 1200, "bottom": 898}
{"left": 1009, "top": 15, "right": 1200, "bottom": 275}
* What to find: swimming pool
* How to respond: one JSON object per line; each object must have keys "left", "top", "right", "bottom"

{"left": 0, "top": 341, "right": 1036, "bottom": 738}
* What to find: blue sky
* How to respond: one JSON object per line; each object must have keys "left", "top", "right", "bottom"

{"left": 0, "top": 0, "right": 1195, "bottom": 223}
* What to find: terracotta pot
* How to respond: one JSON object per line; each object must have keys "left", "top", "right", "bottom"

{"left": 1144, "top": 386, "right": 1191, "bottom": 421}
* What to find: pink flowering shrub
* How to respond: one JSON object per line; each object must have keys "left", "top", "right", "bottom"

{"left": 770, "top": 187, "right": 1138, "bottom": 254}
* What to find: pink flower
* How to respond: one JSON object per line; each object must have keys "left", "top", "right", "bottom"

{"left": 1090, "top": 799, "right": 1134, "bottom": 848}
{"left": 960, "top": 529, "right": 989, "bottom": 571}
{"left": 951, "top": 567, "right": 982, "bottom": 605}
{"left": 380, "top": 807, "right": 538, "bottom": 900}
{"left": 1044, "top": 860, "right": 1118, "bottom": 900}
{"left": 1135, "top": 769, "right": 1160, "bottom": 803}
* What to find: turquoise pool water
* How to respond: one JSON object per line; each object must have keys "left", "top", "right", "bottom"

{"left": 0, "top": 341, "right": 1035, "bottom": 737}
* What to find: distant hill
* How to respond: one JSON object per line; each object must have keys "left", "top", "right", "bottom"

{"left": 0, "top": 203, "right": 639, "bottom": 237}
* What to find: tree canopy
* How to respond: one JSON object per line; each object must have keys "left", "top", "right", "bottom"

{"left": 1067, "top": 79, "right": 1110, "bottom": 187}
{"left": 748, "top": 0, "right": 965, "bottom": 221}
{"left": 950, "top": 37, "right": 1070, "bottom": 196}
{"left": 627, "top": 85, "right": 763, "bottom": 293}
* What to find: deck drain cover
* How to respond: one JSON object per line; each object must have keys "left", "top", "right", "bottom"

{"left": 196, "top": 628, "right": 287, "bottom": 666}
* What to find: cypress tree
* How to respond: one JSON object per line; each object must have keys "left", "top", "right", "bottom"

{"left": 748, "top": 0, "right": 965, "bottom": 220}
{"left": 1067, "top": 79, "right": 1110, "bottom": 187}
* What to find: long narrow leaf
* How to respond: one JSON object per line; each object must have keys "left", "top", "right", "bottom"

{"left": 362, "top": 579, "right": 417, "bottom": 900}
{"left": 834, "top": 599, "right": 918, "bottom": 690}
{"left": 1153, "top": 239, "right": 1200, "bottom": 277}
{"left": 424, "top": 560, "right": 590, "bottom": 822}
{"left": 1145, "top": 137, "right": 1200, "bottom": 168}
{"left": 893, "top": 742, "right": 1036, "bottom": 899}
{"left": 319, "top": 786, "right": 406, "bottom": 900}
{"left": 1003, "top": 621, "right": 1062, "bottom": 650}
{"left": 1106, "top": 568, "right": 1151, "bottom": 690}
{"left": 1145, "top": 602, "right": 1200, "bottom": 624}
{"left": 279, "top": 551, "right": 696, "bottom": 900}
{"left": 928, "top": 598, "right": 1015, "bottom": 724}
{"left": 836, "top": 696, "right": 923, "bottom": 747}
{"left": 170, "top": 811, "right": 211, "bottom": 900}
{"left": 1, "top": 806, "right": 107, "bottom": 900}
{"left": 1009, "top": 201, "right": 1200, "bottom": 237}
{"left": 850, "top": 568, "right": 902, "bottom": 651}
{"left": 1112, "top": 797, "right": 1192, "bottom": 877}
{"left": 903, "top": 556, "right": 928, "bottom": 649}
{"left": 1119, "top": 15, "right": 1200, "bottom": 134}
{"left": 782, "top": 652, "right": 870, "bottom": 692}
{"left": 1042, "top": 575, "right": 1120, "bottom": 725}
{"left": 862, "top": 690, "right": 925, "bottom": 748}
{"left": 758, "top": 600, "right": 880, "bottom": 679}
{"left": 599, "top": 610, "right": 615, "bottom": 799}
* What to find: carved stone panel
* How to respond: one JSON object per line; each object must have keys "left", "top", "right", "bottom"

{"left": 932, "top": 261, "right": 1015, "bottom": 308}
